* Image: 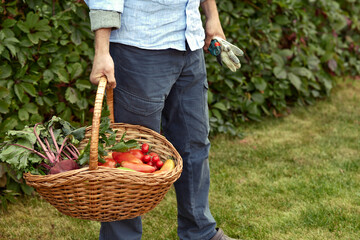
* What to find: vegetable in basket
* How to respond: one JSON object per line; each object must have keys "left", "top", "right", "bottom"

{"left": 0, "top": 116, "right": 86, "bottom": 178}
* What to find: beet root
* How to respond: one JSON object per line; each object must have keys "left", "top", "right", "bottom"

{"left": 49, "top": 159, "right": 79, "bottom": 174}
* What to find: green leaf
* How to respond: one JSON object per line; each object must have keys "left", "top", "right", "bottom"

{"left": 20, "top": 184, "right": 34, "bottom": 195}
{"left": 4, "top": 43, "right": 17, "bottom": 57}
{"left": 23, "top": 103, "right": 38, "bottom": 114}
{"left": 65, "top": 87, "right": 79, "bottom": 104}
{"left": 75, "top": 80, "right": 92, "bottom": 91}
{"left": 271, "top": 53, "right": 284, "bottom": 67}
{"left": 43, "top": 96, "right": 54, "bottom": 106}
{"left": 2, "top": 19, "right": 16, "bottom": 28}
{"left": 273, "top": 66, "right": 287, "bottom": 79}
{"left": 307, "top": 56, "right": 320, "bottom": 70}
{"left": 54, "top": 68, "right": 69, "bottom": 83}
{"left": 36, "top": 31, "right": 51, "bottom": 41}
{"left": 76, "top": 97, "right": 88, "bottom": 110}
{"left": 27, "top": 33, "right": 39, "bottom": 44}
{"left": 71, "top": 29, "right": 82, "bottom": 45}
{"left": 291, "top": 67, "right": 313, "bottom": 79}
{"left": 0, "top": 64, "right": 12, "bottom": 79}
{"left": 18, "top": 108, "right": 29, "bottom": 121}
{"left": 34, "top": 19, "right": 51, "bottom": 32}
{"left": 251, "top": 77, "right": 267, "bottom": 91}
{"left": 0, "top": 117, "right": 18, "bottom": 133}
{"left": 224, "top": 79, "right": 234, "bottom": 89}
{"left": 43, "top": 69, "right": 54, "bottom": 83}
{"left": 213, "top": 102, "right": 227, "bottom": 111}
{"left": 19, "top": 39, "right": 32, "bottom": 47}
{"left": 14, "top": 84, "right": 25, "bottom": 102}
{"left": 274, "top": 15, "right": 290, "bottom": 25}
{"left": 4, "top": 37, "right": 20, "bottom": 44}
{"left": 0, "top": 86, "right": 9, "bottom": 98}
{"left": 25, "top": 12, "right": 39, "bottom": 29}
{"left": 208, "top": 90, "right": 213, "bottom": 104}
{"left": 21, "top": 83, "right": 37, "bottom": 97}
{"left": 17, "top": 51, "right": 27, "bottom": 67}
{"left": 69, "top": 62, "right": 83, "bottom": 79}
{"left": 60, "top": 108, "right": 72, "bottom": 121}
{"left": 0, "top": 100, "right": 9, "bottom": 114}
{"left": 0, "top": 44, "right": 4, "bottom": 55}
{"left": 288, "top": 73, "right": 302, "bottom": 90}
{"left": 279, "top": 49, "right": 293, "bottom": 58}
{"left": 17, "top": 21, "right": 30, "bottom": 33}
{"left": 251, "top": 92, "right": 265, "bottom": 104}
{"left": 211, "top": 109, "right": 223, "bottom": 121}
{"left": 108, "top": 140, "right": 138, "bottom": 152}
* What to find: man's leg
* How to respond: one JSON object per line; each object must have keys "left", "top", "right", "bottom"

{"left": 161, "top": 47, "right": 217, "bottom": 240}
{"left": 100, "top": 43, "right": 184, "bottom": 240}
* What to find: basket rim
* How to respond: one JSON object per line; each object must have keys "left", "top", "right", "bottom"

{"left": 24, "top": 165, "right": 181, "bottom": 188}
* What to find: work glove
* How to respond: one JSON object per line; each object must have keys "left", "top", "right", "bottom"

{"left": 213, "top": 37, "right": 244, "bottom": 72}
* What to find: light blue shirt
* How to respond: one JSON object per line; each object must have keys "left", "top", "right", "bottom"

{"left": 85, "top": 0, "right": 205, "bottom": 51}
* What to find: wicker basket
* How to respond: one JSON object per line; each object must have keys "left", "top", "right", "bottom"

{"left": 23, "top": 77, "right": 183, "bottom": 222}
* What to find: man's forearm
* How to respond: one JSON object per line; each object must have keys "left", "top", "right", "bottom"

{"left": 94, "top": 28, "right": 112, "bottom": 55}
{"left": 201, "top": 0, "right": 225, "bottom": 49}
{"left": 201, "top": 0, "right": 221, "bottom": 22}
{"left": 90, "top": 28, "right": 116, "bottom": 88}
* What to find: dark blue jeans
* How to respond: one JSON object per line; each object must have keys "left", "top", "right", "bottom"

{"left": 99, "top": 43, "right": 217, "bottom": 240}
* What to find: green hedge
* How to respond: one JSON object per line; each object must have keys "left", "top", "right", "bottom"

{"left": 0, "top": 1, "right": 95, "bottom": 135}
{"left": 0, "top": 0, "right": 359, "bottom": 138}
{"left": 205, "top": 0, "right": 359, "bottom": 135}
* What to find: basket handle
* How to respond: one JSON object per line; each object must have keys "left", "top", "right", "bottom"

{"left": 89, "top": 76, "right": 115, "bottom": 170}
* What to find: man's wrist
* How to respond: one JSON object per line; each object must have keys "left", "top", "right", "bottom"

{"left": 94, "top": 28, "right": 112, "bottom": 55}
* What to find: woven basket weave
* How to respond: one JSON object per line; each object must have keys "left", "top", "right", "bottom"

{"left": 23, "top": 77, "right": 183, "bottom": 222}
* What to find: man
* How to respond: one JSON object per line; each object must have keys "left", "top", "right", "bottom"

{"left": 85, "top": 0, "right": 243, "bottom": 239}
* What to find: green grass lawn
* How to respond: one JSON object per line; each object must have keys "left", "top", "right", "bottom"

{"left": 1, "top": 78, "right": 360, "bottom": 240}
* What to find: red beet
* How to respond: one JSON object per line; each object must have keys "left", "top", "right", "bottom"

{"left": 49, "top": 159, "right": 79, "bottom": 174}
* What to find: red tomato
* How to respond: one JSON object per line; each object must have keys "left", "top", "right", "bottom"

{"left": 155, "top": 160, "right": 164, "bottom": 169}
{"left": 148, "top": 152, "right": 159, "bottom": 159}
{"left": 141, "top": 143, "right": 149, "bottom": 153}
{"left": 142, "top": 155, "right": 151, "bottom": 163}
{"left": 147, "top": 161, "right": 155, "bottom": 167}
{"left": 152, "top": 156, "right": 160, "bottom": 163}
{"left": 99, "top": 158, "right": 117, "bottom": 168}
{"left": 129, "top": 149, "right": 144, "bottom": 160}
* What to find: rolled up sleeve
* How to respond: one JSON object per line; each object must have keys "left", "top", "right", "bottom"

{"left": 84, "top": 0, "right": 124, "bottom": 31}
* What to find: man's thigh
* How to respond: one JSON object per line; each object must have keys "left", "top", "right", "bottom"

{"left": 109, "top": 43, "right": 184, "bottom": 132}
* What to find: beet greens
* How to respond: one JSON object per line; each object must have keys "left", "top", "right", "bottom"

{"left": 0, "top": 116, "right": 86, "bottom": 178}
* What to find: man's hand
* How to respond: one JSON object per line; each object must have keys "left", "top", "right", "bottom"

{"left": 90, "top": 52, "right": 116, "bottom": 88}
{"left": 201, "top": 0, "right": 225, "bottom": 51}
{"left": 213, "top": 37, "right": 244, "bottom": 72}
{"left": 90, "top": 28, "right": 116, "bottom": 89}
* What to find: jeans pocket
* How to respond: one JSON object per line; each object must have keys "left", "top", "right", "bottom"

{"left": 114, "top": 87, "right": 164, "bottom": 117}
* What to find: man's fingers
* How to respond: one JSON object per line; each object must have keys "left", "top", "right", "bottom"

{"left": 90, "top": 73, "right": 100, "bottom": 85}
{"left": 107, "top": 74, "right": 117, "bottom": 89}
{"left": 203, "top": 37, "right": 212, "bottom": 52}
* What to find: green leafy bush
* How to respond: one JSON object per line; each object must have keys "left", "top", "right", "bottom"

{"left": 0, "top": 0, "right": 95, "bottom": 138}
{"left": 1, "top": 0, "right": 359, "bottom": 138}
{"left": 206, "top": 0, "right": 359, "bottom": 135}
